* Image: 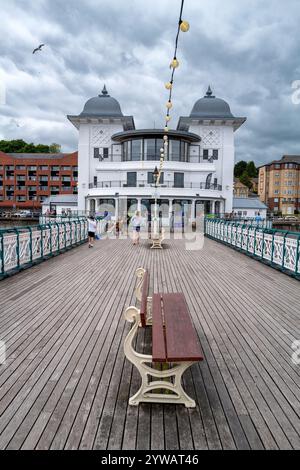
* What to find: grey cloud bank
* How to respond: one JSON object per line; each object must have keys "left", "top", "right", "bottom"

{"left": 0, "top": 0, "right": 299, "bottom": 165}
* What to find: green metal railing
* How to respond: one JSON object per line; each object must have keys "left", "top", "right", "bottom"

{"left": 205, "top": 218, "right": 300, "bottom": 278}
{"left": 0, "top": 218, "right": 88, "bottom": 279}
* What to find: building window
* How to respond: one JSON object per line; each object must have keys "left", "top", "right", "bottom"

{"left": 174, "top": 172, "right": 184, "bottom": 188}
{"left": 274, "top": 190, "right": 279, "bottom": 194}
{"left": 145, "top": 139, "right": 157, "bottom": 161}
{"left": 212, "top": 149, "right": 218, "bottom": 160}
{"left": 94, "top": 148, "right": 100, "bottom": 158}
{"left": 126, "top": 172, "right": 137, "bottom": 187}
{"left": 103, "top": 148, "right": 109, "bottom": 159}
{"left": 131, "top": 140, "right": 142, "bottom": 161}
{"left": 274, "top": 198, "right": 279, "bottom": 202}
{"left": 203, "top": 149, "right": 209, "bottom": 160}
{"left": 94, "top": 176, "right": 97, "bottom": 187}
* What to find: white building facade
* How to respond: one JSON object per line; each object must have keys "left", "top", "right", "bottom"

{"left": 68, "top": 85, "right": 246, "bottom": 222}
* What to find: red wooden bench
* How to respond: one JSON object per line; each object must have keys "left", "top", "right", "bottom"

{"left": 124, "top": 268, "right": 203, "bottom": 408}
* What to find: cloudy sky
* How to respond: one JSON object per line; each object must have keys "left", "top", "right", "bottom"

{"left": 0, "top": 0, "right": 299, "bottom": 165}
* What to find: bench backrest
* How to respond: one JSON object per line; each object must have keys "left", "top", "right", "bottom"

{"left": 135, "top": 268, "right": 150, "bottom": 327}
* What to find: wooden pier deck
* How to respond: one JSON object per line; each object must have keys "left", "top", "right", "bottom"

{"left": 0, "top": 236, "right": 300, "bottom": 450}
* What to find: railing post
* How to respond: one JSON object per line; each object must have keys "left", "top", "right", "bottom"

{"left": 0, "top": 232, "right": 4, "bottom": 276}
{"left": 261, "top": 228, "right": 266, "bottom": 260}
{"left": 15, "top": 228, "right": 20, "bottom": 269}
{"left": 40, "top": 225, "right": 44, "bottom": 259}
{"left": 56, "top": 222, "right": 60, "bottom": 253}
{"left": 64, "top": 222, "right": 67, "bottom": 249}
{"left": 295, "top": 235, "right": 300, "bottom": 275}
{"left": 282, "top": 231, "right": 289, "bottom": 270}
{"left": 48, "top": 223, "right": 52, "bottom": 256}
{"left": 270, "top": 230, "right": 275, "bottom": 265}
{"left": 28, "top": 226, "right": 33, "bottom": 265}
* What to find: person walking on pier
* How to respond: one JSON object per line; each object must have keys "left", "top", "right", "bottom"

{"left": 131, "top": 211, "right": 143, "bottom": 246}
{"left": 88, "top": 215, "right": 97, "bottom": 248}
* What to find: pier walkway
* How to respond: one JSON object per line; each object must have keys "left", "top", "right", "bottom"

{"left": 0, "top": 237, "right": 299, "bottom": 450}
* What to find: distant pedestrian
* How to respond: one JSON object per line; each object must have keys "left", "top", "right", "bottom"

{"left": 131, "top": 211, "right": 143, "bottom": 245}
{"left": 255, "top": 212, "right": 262, "bottom": 224}
{"left": 88, "top": 215, "right": 97, "bottom": 248}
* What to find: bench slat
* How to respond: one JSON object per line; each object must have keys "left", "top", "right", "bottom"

{"left": 152, "top": 294, "right": 167, "bottom": 362}
{"left": 140, "top": 270, "right": 150, "bottom": 327}
{"left": 163, "top": 293, "right": 203, "bottom": 362}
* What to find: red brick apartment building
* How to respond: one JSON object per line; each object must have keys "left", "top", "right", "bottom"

{"left": 0, "top": 151, "right": 78, "bottom": 211}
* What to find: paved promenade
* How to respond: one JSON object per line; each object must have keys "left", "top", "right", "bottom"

{"left": 0, "top": 236, "right": 299, "bottom": 449}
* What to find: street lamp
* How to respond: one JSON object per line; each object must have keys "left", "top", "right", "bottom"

{"left": 153, "top": 166, "right": 160, "bottom": 237}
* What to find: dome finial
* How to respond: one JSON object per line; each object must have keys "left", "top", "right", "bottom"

{"left": 205, "top": 85, "right": 214, "bottom": 98}
{"left": 206, "top": 85, "right": 214, "bottom": 98}
{"left": 101, "top": 84, "right": 108, "bottom": 96}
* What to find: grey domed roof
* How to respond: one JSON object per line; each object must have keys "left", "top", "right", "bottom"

{"left": 80, "top": 85, "right": 123, "bottom": 117}
{"left": 190, "top": 86, "right": 234, "bottom": 118}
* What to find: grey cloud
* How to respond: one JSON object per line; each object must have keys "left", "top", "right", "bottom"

{"left": 0, "top": 0, "right": 299, "bottom": 163}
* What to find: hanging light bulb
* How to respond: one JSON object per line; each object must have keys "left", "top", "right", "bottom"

{"left": 170, "top": 58, "right": 179, "bottom": 69}
{"left": 180, "top": 20, "right": 190, "bottom": 32}
{"left": 164, "top": 126, "right": 169, "bottom": 132}
{"left": 166, "top": 101, "right": 172, "bottom": 109}
{"left": 165, "top": 82, "right": 173, "bottom": 90}
{"left": 166, "top": 115, "right": 171, "bottom": 122}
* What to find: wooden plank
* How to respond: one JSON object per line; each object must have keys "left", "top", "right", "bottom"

{"left": 162, "top": 293, "right": 203, "bottom": 362}
{"left": 0, "top": 236, "right": 299, "bottom": 450}
{"left": 152, "top": 294, "right": 166, "bottom": 363}
{"left": 140, "top": 270, "right": 149, "bottom": 328}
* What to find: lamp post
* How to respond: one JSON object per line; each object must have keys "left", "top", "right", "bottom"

{"left": 153, "top": 166, "right": 159, "bottom": 237}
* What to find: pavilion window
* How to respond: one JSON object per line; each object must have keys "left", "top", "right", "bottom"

{"left": 145, "top": 139, "right": 157, "bottom": 161}
{"left": 174, "top": 172, "right": 184, "bottom": 188}
{"left": 103, "top": 147, "right": 109, "bottom": 159}
{"left": 212, "top": 149, "right": 219, "bottom": 160}
{"left": 203, "top": 149, "right": 209, "bottom": 160}
{"left": 94, "top": 148, "right": 100, "bottom": 159}
{"left": 171, "top": 140, "right": 180, "bottom": 161}
{"left": 131, "top": 140, "right": 142, "bottom": 161}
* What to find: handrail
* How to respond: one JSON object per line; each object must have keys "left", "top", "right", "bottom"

{"left": 0, "top": 219, "right": 88, "bottom": 279}
{"left": 205, "top": 218, "right": 300, "bottom": 278}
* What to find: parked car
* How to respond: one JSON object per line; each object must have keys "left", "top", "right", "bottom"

{"left": 284, "top": 216, "right": 298, "bottom": 221}
{"left": 14, "top": 210, "right": 32, "bottom": 218}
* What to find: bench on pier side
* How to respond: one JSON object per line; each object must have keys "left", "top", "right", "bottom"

{"left": 150, "top": 228, "right": 165, "bottom": 249}
{"left": 124, "top": 268, "right": 203, "bottom": 408}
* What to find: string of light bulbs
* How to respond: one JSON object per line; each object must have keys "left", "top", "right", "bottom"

{"left": 156, "top": 0, "right": 189, "bottom": 185}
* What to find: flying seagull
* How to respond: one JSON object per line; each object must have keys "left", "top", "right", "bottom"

{"left": 32, "top": 44, "right": 45, "bottom": 54}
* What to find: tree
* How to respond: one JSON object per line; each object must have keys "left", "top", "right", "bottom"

{"left": 246, "top": 161, "right": 258, "bottom": 178}
{"left": 239, "top": 171, "right": 252, "bottom": 189}
{"left": 35, "top": 144, "right": 50, "bottom": 153}
{"left": 49, "top": 143, "right": 61, "bottom": 153}
{"left": 0, "top": 139, "right": 61, "bottom": 153}
{"left": 234, "top": 161, "right": 247, "bottom": 178}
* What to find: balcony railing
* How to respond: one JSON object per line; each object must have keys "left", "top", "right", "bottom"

{"left": 89, "top": 181, "right": 222, "bottom": 191}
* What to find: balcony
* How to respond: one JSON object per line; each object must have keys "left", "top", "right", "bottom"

{"left": 88, "top": 181, "right": 222, "bottom": 191}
